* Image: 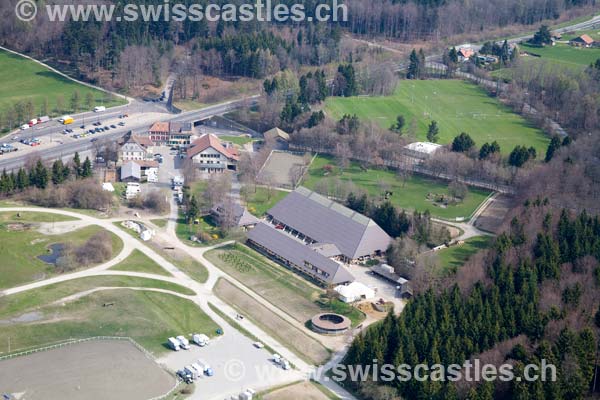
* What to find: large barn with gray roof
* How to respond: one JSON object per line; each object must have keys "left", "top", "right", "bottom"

{"left": 246, "top": 187, "right": 392, "bottom": 286}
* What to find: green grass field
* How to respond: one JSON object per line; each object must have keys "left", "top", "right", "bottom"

{"left": 0, "top": 214, "right": 123, "bottom": 289}
{"left": 0, "top": 289, "right": 218, "bottom": 355}
{"left": 519, "top": 42, "right": 600, "bottom": 69}
{"left": 303, "top": 155, "right": 491, "bottom": 220}
{"left": 434, "top": 235, "right": 491, "bottom": 275}
{"left": 242, "top": 186, "right": 289, "bottom": 216}
{"left": 220, "top": 135, "right": 256, "bottom": 146}
{"left": 150, "top": 218, "right": 168, "bottom": 228}
{"left": 0, "top": 49, "right": 125, "bottom": 131}
{"left": 109, "top": 249, "right": 171, "bottom": 276}
{"left": 324, "top": 80, "right": 549, "bottom": 155}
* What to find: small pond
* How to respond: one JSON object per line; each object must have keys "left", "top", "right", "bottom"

{"left": 37, "top": 243, "right": 65, "bottom": 265}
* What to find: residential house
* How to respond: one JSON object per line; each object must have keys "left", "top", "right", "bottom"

{"left": 118, "top": 131, "right": 154, "bottom": 162}
{"left": 187, "top": 133, "right": 239, "bottom": 173}
{"left": 148, "top": 122, "right": 193, "bottom": 147}
{"left": 211, "top": 202, "right": 260, "bottom": 230}
{"left": 570, "top": 34, "right": 594, "bottom": 48}
{"left": 457, "top": 47, "right": 475, "bottom": 61}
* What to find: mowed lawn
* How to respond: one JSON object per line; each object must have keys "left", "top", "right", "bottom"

{"left": 0, "top": 213, "right": 123, "bottom": 289}
{"left": 0, "top": 289, "right": 218, "bottom": 355}
{"left": 0, "top": 50, "right": 125, "bottom": 126}
{"left": 324, "top": 80, "right": 549, "bottom": 155}
{"left": 519, "top": 42, "right": 600, "bottom": 70}
{"left": 242, "top": 186, "right": 289, "bottom": 216}
{"left": 434, "top": 235, "right": 492, "bottom": 275}
{"left": 303, "top": 155, "right": 492, "bottom": 220}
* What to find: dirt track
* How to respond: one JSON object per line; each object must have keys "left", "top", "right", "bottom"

{"left": 0, "top": 339, "right": 174, "bottom": 400}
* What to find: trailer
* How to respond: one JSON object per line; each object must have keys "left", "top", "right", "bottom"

{"left": 168, "top": 337, "right": 181, "bottom": 351}
{"left": 192, "top": 333, "right": 209, "bottom": 347}
{"left": 184, "top": 365, "right": 200, "bottom": 380}
{"left": 37, "top": 116, "right": 50, "bottom": 124}
{"left": 176, "top": 335, "right": 191, "bottom": 350}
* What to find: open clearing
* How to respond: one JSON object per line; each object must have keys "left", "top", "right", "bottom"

{"left": 474, "top": 194, "right": 515, "bottom": 233}
{"left": 0, "top": 339, "right": 174, "bottom": 400}
{"left": 434, "top": 236, "right": 492, "bottom": 275}
{"left": 242, "top": 186, "right": 289, "bottom": 216}
{"left": 0, "top": 49, "right": 125, "bottom": 130}
{"left": 258, "top": 150, "right": 310, "bottom": 189}
{"left": 214, "top": 278, "right": 331, "bottom": 365}
{"left": 303, "top": 155, "right": 492, "bottom": 220}
{"left": 0, "top": 214, "right": 123, "bottom": 289}
{"left": 0, "top": 288, "right": 216, "bottom": 355}
{"left": 325, "top": 80, "right": 549, "bottom": 155}
{"left": 206, "top": 244, "right": 364, "bottom": 325}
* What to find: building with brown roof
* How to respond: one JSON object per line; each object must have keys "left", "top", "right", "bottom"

{"left": 570, "top": 34, "right": 594, "bottom": 48}
{"left": 457, "top": 47, "right": 475, "bottom": 61}
{"left": 148, "top": 122, "right": 193, "bottom": 147}
{"left": 187, "top": 134, "right": 239, "bottom": 173}
{"left": 118, "top": 131, "right": 154, "bottom": 162}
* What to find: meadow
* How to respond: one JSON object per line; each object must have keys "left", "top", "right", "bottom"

{"left": 302, "top": 155, "right": 492, "bottom": 221}
{"left": 324, "top": 80, "right": 549, "bottom": 155}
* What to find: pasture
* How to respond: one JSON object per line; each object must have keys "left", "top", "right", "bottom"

{"left": 324, "top": 80, "right": 549, "bottom": 155}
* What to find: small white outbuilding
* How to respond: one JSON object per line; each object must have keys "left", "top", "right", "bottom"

{"left": 334, "top": 282, "right": 375, "bottom": 303}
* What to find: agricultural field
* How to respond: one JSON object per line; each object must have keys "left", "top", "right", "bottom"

{"left": 0, "top": 214, "right": 123, "bottom": 289}
{"left": 324, "top": 80, "right": 549, "bottom": 155}
{"left": 0, "top": 289, "right": 217, "bottom": 355}
{"left": 242, "top": 186, "right": 289, "bottom": 216}
{"left": 109, "top": 249, "right": 171, "bottom": 276}
{"left": 206, "top": 244, "right": 365, "bottom": 326}
{"left": 262, "top": 381, "right": 337, "bottom": 400}
{"left": 434, "top": 235, "right": 492, "bottom": 275}
{"left": 0, "top": 49, "right": 125, "bottom": 132}
{"left": 303, "top": 155, "right": 492, "bottom": 220}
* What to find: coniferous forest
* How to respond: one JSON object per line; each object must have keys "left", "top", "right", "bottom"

{"left": 343, "top": 206, "right": 600, "bottom": 399}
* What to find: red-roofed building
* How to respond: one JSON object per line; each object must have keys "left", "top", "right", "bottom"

{"left": 457, "top": 47, "right": 475, "bottom": 61}
{"left": 570, "top": 34, "right": 594, "bottom": 48}
{"left": 118, "top": 131, "right": 154, "bottom": 162}
{"left": 148, "top": 121, "right": 193, "bottom": 146}
{"left": 187, "top": 134, "right": 239, "bottom": 173}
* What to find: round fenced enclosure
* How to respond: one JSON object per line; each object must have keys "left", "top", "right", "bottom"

{"left": 311, "top": 313, "right": 351, "bottom": 335}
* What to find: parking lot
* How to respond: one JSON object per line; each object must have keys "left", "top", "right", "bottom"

{"left": 157, "top": 326, "right": 300, "bottom": 400}
{"left": 0, "top": 339, "right": 175, "bottom": 400}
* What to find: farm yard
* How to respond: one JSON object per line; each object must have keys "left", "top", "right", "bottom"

{"left": 324, "top": 80, "right": 549, "bottom": 155}
{"left": 302, "top": 155, "right": 492, "bottom": 221}
{"left": 0, "top": 339, "right": 175, "bottom": 400}
{"left": 0, "top": 49, "right": 125, "bottom": 133}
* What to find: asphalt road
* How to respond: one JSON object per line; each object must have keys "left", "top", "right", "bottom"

{"left": 0, "top": 96, "right": 259, "bottom": 172}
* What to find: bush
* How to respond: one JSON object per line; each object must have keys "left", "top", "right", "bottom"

{"left": 24, "top": 179, "right": 113, "bottom": 211}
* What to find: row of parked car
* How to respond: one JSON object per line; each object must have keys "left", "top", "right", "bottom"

{"left": 0, "top": 143, "right": 18, "bottom": 155}
{"left": 72, "top": 122, "right": 125, "bottom": 139}
{"left": 20, "top": 138, "right": 41, "bottom": 146}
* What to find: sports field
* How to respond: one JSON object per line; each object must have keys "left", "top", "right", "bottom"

{"left": 324, "top": 80, "right": 549, "bottom": 155}
{"left": 0, "top": 339, "right": 175, "bottom": 400}
{"left": 303, "top": 155, "right": 492, "bottom": 220}
{"left": 0, "top": 49, "right": 125, "bottom": 128}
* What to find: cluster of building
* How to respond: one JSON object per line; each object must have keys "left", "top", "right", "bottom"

{"left": 247, "top": 186, "right": 392, "bottom": 286}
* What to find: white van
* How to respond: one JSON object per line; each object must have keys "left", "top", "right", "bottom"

{"left": 94, "top": 106, "right": 106, "bottom": 112}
